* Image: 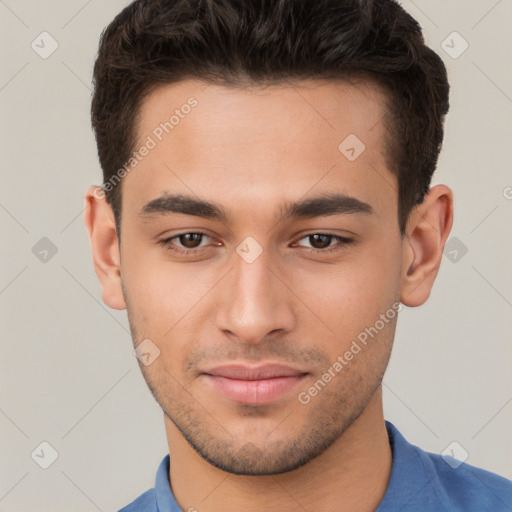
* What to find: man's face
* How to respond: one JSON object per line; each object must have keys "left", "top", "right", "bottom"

{"left": 119, "top": 79, "right": 403, "bottom": 474}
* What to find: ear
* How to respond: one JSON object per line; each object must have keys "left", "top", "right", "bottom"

{"left": 400, "top": 184, "right": 454, "bottom": 307}
{"left": 83, "top": 186, "right": 126, "bottom": 310}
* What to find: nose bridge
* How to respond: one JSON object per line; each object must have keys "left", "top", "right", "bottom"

{"left": 215, "top": 242, "right": 295, "bottom": 343}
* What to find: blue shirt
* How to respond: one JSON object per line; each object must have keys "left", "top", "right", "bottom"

{"left": 117, "top": 420, "right": 512, "bottom": 511}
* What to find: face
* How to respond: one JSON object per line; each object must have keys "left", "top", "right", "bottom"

{"left": 118, "top": 78, "right": 403, "bottom": 475}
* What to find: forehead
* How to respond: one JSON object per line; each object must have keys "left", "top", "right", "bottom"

{"left": 136, "top": 77, "right": 389, "bottom": 146}
{"left": 122, "top": 78, "right": 396, "bottom": 223}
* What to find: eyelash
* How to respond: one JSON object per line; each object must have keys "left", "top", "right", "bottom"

{"left": 159, "top": 232, "right": 354, "bottom": 256}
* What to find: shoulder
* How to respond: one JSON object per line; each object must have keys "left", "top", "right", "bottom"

{"left": 116, "top": 488, "right": 156, "bottom": 512}
{"left": 417, "top": 446, "right": 512, "bottom": 511}
{"left": 380, "top": 421, "right": 512, "bottom": 512}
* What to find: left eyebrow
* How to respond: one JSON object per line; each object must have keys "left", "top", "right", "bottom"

{"left": 277, "top": 193, "right": 374, "bottom": 221}
{"left": 139, "top": 192, "right": 374, "bottom": 223}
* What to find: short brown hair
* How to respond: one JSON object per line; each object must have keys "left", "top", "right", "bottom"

{"left": 91, "top": 0, "right": 449, "bottom": 237}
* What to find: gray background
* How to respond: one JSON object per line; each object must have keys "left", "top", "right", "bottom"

{"left": 1, "top": 1, "right": 511, "bottom": 511}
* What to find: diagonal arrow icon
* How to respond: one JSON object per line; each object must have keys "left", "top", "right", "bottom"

{"left": 339, "top": 134, "right": 365, "bottom": 161}
{"left": 441, "top": 31, "right": 468, "bottom": 59}
{"left": 236, "top": 236, "right": 263, "bottom": 263}
{"left": 31, "top": 31, "right": 59, "bottom": 59}
{"left": 31, "top": 441, "right": 59, "bottom": 469}
{"left": 134, "top": 339, "right": 161, "bottom": 366}
{"left": 443, "top": 236, "right": 468, "bottom": 262}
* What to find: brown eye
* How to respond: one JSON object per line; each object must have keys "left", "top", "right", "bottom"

{"left": 177, "top": 233, "right": 204, "bottom": 248}
{"left": 308, "top": 234, "right": 333, "bottom": 249}
{"left": 295, "top": 233, "right": 354, "bottom": 253}
{"left": 159, "top": 232, "right": 213, "bottom": 254}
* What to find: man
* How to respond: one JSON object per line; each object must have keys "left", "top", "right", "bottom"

{"left": 84, "top": 0, "right": 512, "bottom": 510}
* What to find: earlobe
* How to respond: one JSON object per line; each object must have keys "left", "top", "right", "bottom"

{"left": 83, "top": 186, "right": 126, "bottom": 310}
{"left": 400, "top": 185, "right": 454, "bottom": 307}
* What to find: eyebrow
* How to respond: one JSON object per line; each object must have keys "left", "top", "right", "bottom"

{"left": 139, "top": 192, "right": 374, "bottom": 223}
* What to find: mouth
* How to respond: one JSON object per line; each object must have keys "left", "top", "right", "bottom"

{"left": 201, "top": 364, "right": 309, "bottom": 405}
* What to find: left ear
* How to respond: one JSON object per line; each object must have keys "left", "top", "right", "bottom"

{"left": 400, "top": 184, "right": 454, "bottom": 307}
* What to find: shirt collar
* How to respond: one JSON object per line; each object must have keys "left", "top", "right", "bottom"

{"left": 154, "top": 454, "right": 179, "bottom": 511}
{"left": 376, "top": 420, "right": 431, "bottom": 511}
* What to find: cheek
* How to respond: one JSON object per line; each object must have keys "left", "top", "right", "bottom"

{"left": 121, "top": 245, "right": 220, "bottom": 357}
{"left": 292, "top": 236, "right": 402, "bottom": 345}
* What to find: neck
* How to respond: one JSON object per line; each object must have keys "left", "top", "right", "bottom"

{"left": 164, "top": 386, "right": 391, "bottom": 512}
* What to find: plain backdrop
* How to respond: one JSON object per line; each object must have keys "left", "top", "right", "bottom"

{"left": 1, "top": 1, "right": 511, "bottom": 511}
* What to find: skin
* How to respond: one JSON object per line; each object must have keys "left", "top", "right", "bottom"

{"left": 84, "top": 78, "right": 453, "bottom": 511}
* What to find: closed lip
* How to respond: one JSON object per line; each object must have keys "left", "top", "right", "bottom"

{"left": 202, "top": 363, "right": 308, "bottom": 380}
{"left": 201, "top": 363, "right": 309, "bottom": 405}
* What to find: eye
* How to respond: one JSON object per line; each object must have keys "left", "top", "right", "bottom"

{"left": 159, "top": 232, "right": 354, "bottom": 256}
{"left": 159, "top": 232, "right": 213, "bottom": 254}
{"left": 294, "top": 233, "right": 354, "bottom": 254}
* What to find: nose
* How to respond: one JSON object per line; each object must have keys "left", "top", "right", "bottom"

{"left": 215, "top": 246, "right": 296, "bottom": 344}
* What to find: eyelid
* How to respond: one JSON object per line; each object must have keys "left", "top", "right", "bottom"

{"left": 160, "top": 231, "right": 215, "bottom": 251}
{"left": 159, "top": 231, "right": 354, "bottom": 256}
{"left": 292, "top": 233, "right": 354, "bottom": 253}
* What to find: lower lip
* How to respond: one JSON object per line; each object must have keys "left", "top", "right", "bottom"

{"left": 204, "top": 374, "right": 306, "bottom": 405}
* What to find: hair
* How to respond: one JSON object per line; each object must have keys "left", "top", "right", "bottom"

{"left": 91, "top": 0, "right": 449, "bottom": 238}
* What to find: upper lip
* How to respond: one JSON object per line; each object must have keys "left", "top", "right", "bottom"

{"left": 202, "top": 363, "right": 307, "bottom": 380}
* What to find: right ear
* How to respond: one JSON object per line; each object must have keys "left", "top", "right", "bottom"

{"left": 83, "top": 186, "right": 126, "bottom": 310}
